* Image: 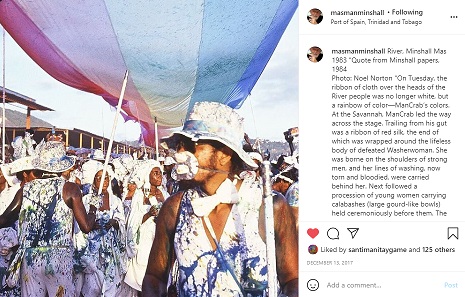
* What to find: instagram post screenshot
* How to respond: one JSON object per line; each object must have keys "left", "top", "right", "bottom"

{"left": 300, "top": 1, "right": 464, "bottom": 296}
{"left": 1, "top": 1, "right": 299, "bottom": 297}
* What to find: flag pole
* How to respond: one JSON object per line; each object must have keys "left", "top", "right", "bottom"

{"left": 154, "top": 116, "right": 159, "bottom": 160}
{"left": 2, "top": 29, "right": 6, "bottom": 163}
{"left": 261, "top": 161, "right": 278, "bottom": 297}
{"left": 98, "top": 70, "right": 129, "bottom": 195}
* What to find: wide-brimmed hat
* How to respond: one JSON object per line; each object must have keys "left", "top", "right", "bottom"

{"left": 1, "top": 164, "right": 19, "bottom": 186}
{"left": 9, "top": 156, "right": 35, "bottom": 174}
{"left": 162, "top": 101, "right": 257, "bottom": 170}
{"left": 32, "top": 141, "right": 76, "bottom": 173}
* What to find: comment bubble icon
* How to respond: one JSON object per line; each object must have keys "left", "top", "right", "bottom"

{"left": 327, "top": 227, "right": 340, "bottom": 240}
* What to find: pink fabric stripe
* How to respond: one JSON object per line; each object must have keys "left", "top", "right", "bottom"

{"left": 0, "top": 1, "right": 156, "bottom": 145}
{"left": 1, "top": 2, "right": 105, "bottom": 96}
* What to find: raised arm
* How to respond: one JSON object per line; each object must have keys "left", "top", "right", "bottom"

{"left": 142, "top": 191, "right": 183, "bottom": 296}
{"left": 62, "top": 182, "right": 96, "bottom": 233}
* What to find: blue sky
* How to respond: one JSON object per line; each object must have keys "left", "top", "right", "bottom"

{"left": 1, "top": 14, "right": 297, "bottom": 143}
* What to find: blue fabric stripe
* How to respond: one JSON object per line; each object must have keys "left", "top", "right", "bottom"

{"left": 226, "top": 0, "right": 298, "bottom": 109}
{"left": 190, "top": 0, "right": 296, "bottom": 110}
{"left": 105, "top": 0, "right": 204, "bottom": 126}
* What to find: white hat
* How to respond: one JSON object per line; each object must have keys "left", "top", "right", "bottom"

{"left": 9, "top": 156, "right": 35, "bottom": 174}
{"left": 32, "top": 141, "right": 76, "bottom": 173}
{"left": 162, "top": 101, "right": 257, "bottom": 170}
{"left": 164, "top": 156, "right": 176, "bottom": 166}
{"left": 248, "top": 152, "right": 263, "bottom": 163}
{"left": 90, "top": 149, "right": 105, "bottom": 161}
{"left": 283, "top": 155, "right": 296, "bottom": 166}
{"left": 1, "top": 164, "right": 19, "bottom": 186}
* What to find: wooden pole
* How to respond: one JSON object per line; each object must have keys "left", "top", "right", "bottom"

{"left": 154, "top": 116, "right": 159, "bottom": 160}
{"left": 26, "top": 108, "right": 31, "bottom": 129}
{"left": 98, "top": 70, "right": 129, "bottom": 195}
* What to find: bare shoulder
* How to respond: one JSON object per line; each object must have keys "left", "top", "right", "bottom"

{"left": 63, "top": 181, "right": 81, "bottom": 195}
{"left": 261, "top": 191, "right": 291, "bottom": 215}
{"left": 62, "top": 181, "right": 82, "bottom": 206}
{"left": 272, "top": 191, "right": 290, "bottom": 208}
{"left": 162, "top": 191, "right": 183, "bottom": 211}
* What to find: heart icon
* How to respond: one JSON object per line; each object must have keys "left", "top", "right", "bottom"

{"left": 307, "top": 228, "right": 319, "bottom": 239}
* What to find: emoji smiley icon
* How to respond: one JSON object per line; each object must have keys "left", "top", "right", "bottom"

{"left": 307, "top": 279, "right": 319, "bottom": 291}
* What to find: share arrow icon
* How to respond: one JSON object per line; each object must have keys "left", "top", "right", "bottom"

{"left": 347, "top": 228, "right": 359, "bottom": 239}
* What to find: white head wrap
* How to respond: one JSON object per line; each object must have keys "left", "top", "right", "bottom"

{"left": 127, "top": 159, "right": 163, "bottom": 189}
{"left": 81, "top": 160, "right": 104, "bottom": 185}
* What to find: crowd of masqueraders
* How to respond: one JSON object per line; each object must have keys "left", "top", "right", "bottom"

{"left": 0, "top": 101, "right": 299, "bottom": 297}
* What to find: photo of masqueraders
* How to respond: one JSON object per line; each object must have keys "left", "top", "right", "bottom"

{"left": 307, "top": 8, "right": 323, "bottom": 24}
{"left": 307, "top": 46, "right": 323, "bottom": 63}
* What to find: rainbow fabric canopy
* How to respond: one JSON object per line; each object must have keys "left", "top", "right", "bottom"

{"left": 0, "top": 0, "right": 297, "bottom": 146}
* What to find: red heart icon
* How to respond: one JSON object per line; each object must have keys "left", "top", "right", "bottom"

{"left": 307, "top": 228, "right": 319, "bottom": 239}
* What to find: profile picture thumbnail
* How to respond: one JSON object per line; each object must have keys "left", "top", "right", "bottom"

{"left": 307, "top": 46, "right": 323, "bottom": 63}
{"left": 307, "top": 8, "right": 323, "bottom": 25}
{"left": 308, "top": 244, "right": 318, "bottom": 254}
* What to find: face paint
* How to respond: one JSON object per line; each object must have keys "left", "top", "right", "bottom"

{"left": 172, "top": 151, "right": 199, "bottom": 181}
